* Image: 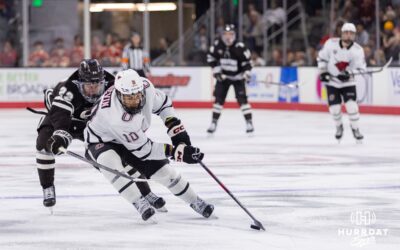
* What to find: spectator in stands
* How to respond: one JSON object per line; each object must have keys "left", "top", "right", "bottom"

{"left": 382, "top": 20, "right": 397, "bottom": 58}
{"left": 356, "top": 23, "right": 369, "bottom": 46}
{"left": 91, "top": 35, "right": 104, "bottom": 60}
{"left": 0, "top": 40, "right": 17, "bottom": 67}
{"left": 70, "top": 35, "right": 84, "bottom": 67}
{"left": 243, "top": 3, "right": 261, "bottom": 35}
{"left": 193, "top": 25, "right": 208, "bottom": 53}
{"left": 307, "top": 46, "right": 318, "bottom": 66}
{"left": 150, "top": 37, "right": 169, "bottom": 60}
{"left": 47, "top": 38, "right": 70, "bottom": 67}
{"left": 382, "top": 4, "right": 397, "bottom": 24}
{"left": 100, "top": 33, "right": 122, "bottom": 66}
{"left": 359, "top": 0, "right": 375, "bottom": 28}
{"left": 250, "top": 51, "right": 265, "bottom": 66}
{"left": 216, "top": 17, "right": 225, "bottom": 38}
{"left": 374, "top": 49, "right": 387, "bottom": 65}
{"left": 190, "top": 25, "right": 209, "bottom": 65}
{"left": 342, "top": 0, "right": 359, "bottom": 23}
{"left": 291, "top": 51, "right": 306, "bottom": 67}
{"left": 363, "top": 45, "right": 376, "bottom": 66}
{"left": 28, "top": 41, "right": 49, "bottom": 67}
{"left": 243, "top": 9, "right": 264, "bottom": 52}
{"left": 267, "top": 48, "right": 282, "bottom": 66}
{"left": 287, "top": 51, "right": 295, "bottom": 66}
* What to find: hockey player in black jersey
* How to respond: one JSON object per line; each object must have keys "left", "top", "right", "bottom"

{"left": 206, "top": 24, "right": 254, "bottom": 134}
{"left": 35, "top": 59, "right": 165, "bottom": 211}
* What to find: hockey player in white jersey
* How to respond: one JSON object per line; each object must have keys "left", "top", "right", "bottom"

{"left": 84, "top": 69, "right": 214, "bottom": 221}
{"left": 317, "top": 22, "right": 366, "bottom": 142}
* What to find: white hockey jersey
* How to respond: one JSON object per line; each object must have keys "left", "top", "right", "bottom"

{"left": 317, "top": 38, "right": 366, "bottom": 88}
{"left": 84, "top": 78, "right": 175, "bottom": 161}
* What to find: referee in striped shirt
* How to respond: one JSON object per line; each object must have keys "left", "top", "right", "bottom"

{"left": 121, "top": 33, "right": 150, "bottom": 77}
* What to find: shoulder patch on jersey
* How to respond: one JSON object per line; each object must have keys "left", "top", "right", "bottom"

{"left": 142, "top": 79, "right": 151, "bottom": 89}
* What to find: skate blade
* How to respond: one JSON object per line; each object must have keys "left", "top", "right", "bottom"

{"left": 156, "top": 207, "right": 168, "bottom": 213}
{"left": 48, "top": 207, "right": 54, "bottom": 215}
{"left": 208, "top": 214, "right": 219, "bottom": 220}
{"left": 356, "top": 139, "right": 363, "bottom": 144}
{"left": 145, "top": 215, "right": 158, "bottom": 224}
{"left": 247, "top": 131, "right": 254, "bottom": 137}
{"left": 206, "top": 132, "right": 215, "bottom": 138}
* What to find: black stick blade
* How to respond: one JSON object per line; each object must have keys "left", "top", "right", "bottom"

{"left": 251, "top": 220, "right": 266, "bottom": 231}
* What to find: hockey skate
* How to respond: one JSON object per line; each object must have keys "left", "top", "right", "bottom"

{"left": 145, "top": 192, "right": 167, "bottom": 212}
{"left": 133, "top": 196, "right": 156, "bottom": 221}
{"left": 351, "top": 127, "right": 364, "bottom": 144}
{"left": 190, "top": 197, "right": 214, "bottom": 218}
{"left": 43, "top": 186, "right": 56, "bottom": 214}
{"left": 207, "top": 122, "right": 217, "bottom": 134}
{"left": 246, "top": 121, "right": 254, "bottom": 134}
{"left": 335, "top": 124, "right": 344, "bottom": 142}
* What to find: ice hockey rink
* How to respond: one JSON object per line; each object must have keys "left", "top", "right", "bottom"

{"left": 0, "top": 108, "right": 399, "bottom": 250}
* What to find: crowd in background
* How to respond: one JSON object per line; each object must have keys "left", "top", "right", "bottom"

{"left": 0, "top": 0, "right": 399, "bottom": 68}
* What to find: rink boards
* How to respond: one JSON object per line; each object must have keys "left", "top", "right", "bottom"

{"left": 0, "top": 67, "right": 399, "bottom": 114}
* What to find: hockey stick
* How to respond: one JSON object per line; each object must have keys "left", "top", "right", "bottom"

{"left": 26, "top": 107, "right": 48, "bottom": 115}
{"left": 256, "top": 80, "right": 303, "bottom": 89}
{"left": 331, "top": 57, "right": 393, "bottom": 80}
{"left": 352, "top": 57, "right": 392, "bottom": 76}
{"left": 198, "top": 160, "right": 265, "bottom": 231}
{"left": 59, "top": 148, "right": 149, "bottom": 182}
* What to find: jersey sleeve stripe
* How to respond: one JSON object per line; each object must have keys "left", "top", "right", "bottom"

{"left": 87, "top": 125, "right": 104, "bottom": 143}
{"left": 153, "top": 95, "right": 169, "bottom": 114}
{"left": 155, "top": 105, "right": 173, "bottom": 115}
{"left": 138, "top": 150, "right": 152, "bottom": 160}
{"left": 52, "top": 101, "right": 74, "bottom": 113}
{"left": 129, "top": 138, "right": 151, "bottom": 152}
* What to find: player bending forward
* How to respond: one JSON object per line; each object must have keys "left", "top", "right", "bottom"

{"left": 84, "top": 69, "right": 214, "bottom": 221}
{"left": 317, "top": 22, "right": 366, "bottom": 142}
{"left": 35, "top": 59, "right": 165, "bottom": 212}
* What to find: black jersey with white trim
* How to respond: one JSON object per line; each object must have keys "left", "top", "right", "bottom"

{"left": 42, "top": 70, "right": 115, "bottom": 133}
{"left": 207, "top": 39, "right": 252, "bottom": 80}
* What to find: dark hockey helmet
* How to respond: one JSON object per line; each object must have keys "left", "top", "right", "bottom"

{"left": 114, "top": 69, "right": 146, "bottom": 114}
{"left": 76, "top": 59, "right": 106, "bottom": 103}
{"left": 222, "top": 24, "right": 236, "bottom": 46}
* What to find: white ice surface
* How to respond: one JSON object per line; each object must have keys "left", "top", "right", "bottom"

{"left": 0, "top": 108, "right": 399, "bottom": 250}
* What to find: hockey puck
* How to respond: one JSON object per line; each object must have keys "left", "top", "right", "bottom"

{"left": 250, "top": 224, "right": 261, "bottom": 230}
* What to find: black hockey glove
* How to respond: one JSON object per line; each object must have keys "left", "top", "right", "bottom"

{"left": 214, "top": 73, "right": 225, "bottom": 82}
{"left": 319, "top": 72, "right": 330, "bottom": 82}
{"left": 46, "top": 130, "right": 72, "bottom": 155}
{"left": 168, "top": 144, "right": 204, "bottom": 164}
{"left": 243, "top": 71, "right": 251, "bottom": 84}
{"left": 165, "top": 117, "right": 191, "bottom": 146}
{"left": 337, "top": 71, "right": 351, "bottom": 82}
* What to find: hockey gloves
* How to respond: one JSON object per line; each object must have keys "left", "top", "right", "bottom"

{"left": 243, "top": 71, "right": 251, "bottom": 84}
{"left": 214, "top": 73, "right": 225, "bottom": 82}
{"left": 46, "top": 130, "right": 72, "bottom": 155}
{"left": 337, "top": 71, "right": 351, "bottom": 82}
{"left": 319, "top": 72, "right": 330, "bottom": 82}
{"left": 166, "top": 144, "right": 204, "bottom": 164}
{"left": 165, "top": 117, "right": 191, "bottom": 146}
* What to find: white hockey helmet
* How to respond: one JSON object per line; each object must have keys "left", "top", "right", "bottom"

{"left": 341, "top": 23, "right": 356, "bottom": 33}
{"left": 114, "top": 69, "right": 146, "bottom": 114}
